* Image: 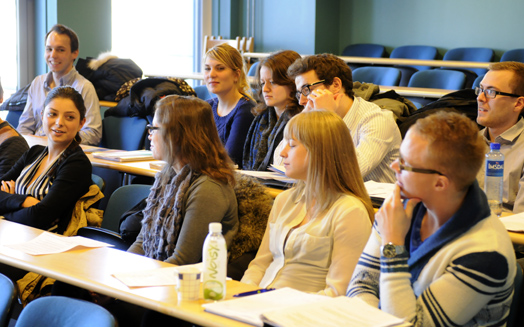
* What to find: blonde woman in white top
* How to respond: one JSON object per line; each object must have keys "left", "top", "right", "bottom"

{"left": 241, "top": 110, "right": 374, "bottom": 296}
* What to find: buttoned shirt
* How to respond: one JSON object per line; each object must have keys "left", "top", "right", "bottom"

{"left": 477, "top": 117, "right": 524, "bottom": 213}
{"left": 17, "top": 68, "right": 102, "bottom": 145}
{"left": 241, "top": 188, "right": 371, "bottom": 296}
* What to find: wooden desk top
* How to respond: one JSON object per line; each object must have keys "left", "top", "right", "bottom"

{"left": 0, "top": 219, "right": 257, "bottom": 326}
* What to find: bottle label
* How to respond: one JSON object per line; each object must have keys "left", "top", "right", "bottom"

{"left": 204, "top": 242, "right": 224, "bottom": 300}
{"left": 486, "top": 160, "right": 504, "bottom": 177}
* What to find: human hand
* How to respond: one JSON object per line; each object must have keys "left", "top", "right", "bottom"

{"left": 375, "top": 184, "right": 420, "bottom": 245}
{"left": 306, "top": 89, "right": 341, "bottom": 113}
{"left": 21, "top": 196, "right": 40, "bottom": 208}
{"left": 1, "top": 181, "right": 15, "bottom": 194}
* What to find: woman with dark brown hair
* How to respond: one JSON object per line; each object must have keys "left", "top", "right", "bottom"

{"left": 242, "top": 50, "right": 303, "bottom": 171}
{"left": 127, "top": 95, "right": 239, "bottom": 265}
{"left": 0, "top": 86, "right": 91, "bottom": 233}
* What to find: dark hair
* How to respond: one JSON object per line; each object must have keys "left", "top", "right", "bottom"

{"left": 253, "top": 50, "right": 303, "bottom": 116}
{"left": 287, "top": 53, "right": 354, "bottom": 98}
{"left": 155, "top": 95, "right": 235, "bottom": 186}
{"left": 46, "top": 24, "right": 79, "bottom": 53}
{"left": 43, "top": 86, "right": 86, "bottom": 178}
{"left": 44, "top": 86, "right": 86, "bottom": 122}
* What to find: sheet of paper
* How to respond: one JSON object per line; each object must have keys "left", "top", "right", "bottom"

{"left": 365, "top": 180, "right": 396, "bottom": 198}
{"left": 202, "top": 287, "right": 330, "bottom": 327}
{"left": 4, "top": 232, "right": 112, "bottom": 255}
{"left": 500, "top": 212, "right": 524, "bottom": 232}
{"left": 261, "top": 296, "right": 409, "bottom": 327}
{"left": 112, "top": 263, "right": 203, "bottom": 288}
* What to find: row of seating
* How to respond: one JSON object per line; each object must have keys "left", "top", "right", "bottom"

{"left": 0, "top": 273, "right": 116, "bottom": 327}
{"left": 342, "top": 44, "right": 524, "bottom": 87}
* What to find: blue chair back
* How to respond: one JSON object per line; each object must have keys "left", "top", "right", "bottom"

{"left": 342, "top": 43, "right": 387, "bottom": 58}
{"left": 390, "top": 45, "right": 438, "bottom": 71}
{"left": 15, "top": 296, "right": 116, "bottom": 327}
{"left": 442, "top": 47, "right": 494, "bottom": 76}
{"left": 342, "top": 44, "right": 387, "bottom": 71}
{"left": 101, "top": 116, "right": 148, "bottom": 150}
{"left": 0, "top": 273, "right": 15, "bottom": 327}
{"left": 501, "top": 49, "right": 524, "bottom": 63}
{"left": 472, "top": 73, "right": 485, "bottom": 89}
{"left": 194, "top": 85, "right": 216, "bottom": 101}
{"left": 248, "top": 61, "right": 259, "bottom": 77}
{"left": 91, "top": 174, "right": 106, "bottom": 193}
{"left": 352, "top": 67, "right": 401, "bottom": 86}
{"left": 103, "top": 184, "right": 151, "bottom": 232}
{"left": 5, "top": 110, "right": 22, "bottom": 128}
{"left": 408, "top": 70, "right": 467, "bottom": 90}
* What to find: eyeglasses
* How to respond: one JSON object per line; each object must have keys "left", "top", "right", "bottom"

{"left": 295, "top": 80, "right": 326, "bottom": 100}
{"left": 398, "top": 157, "right": 444, "bottom": 176}
{"left": 146, "top": 124, "right": 160, "bottom": 135}
{"left": 475, "top": 87, "right": 522, "bottom": 99}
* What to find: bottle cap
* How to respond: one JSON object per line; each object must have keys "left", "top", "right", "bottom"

{"left": 209, "top": 222, "right": 222, "bottom": 233}
{"left": 490, "top": 143, "right": 501, "bottom": 150}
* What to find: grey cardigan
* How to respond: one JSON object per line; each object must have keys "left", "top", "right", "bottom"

{"left": 128, "top": 174, "right": 238, "bottom": 265}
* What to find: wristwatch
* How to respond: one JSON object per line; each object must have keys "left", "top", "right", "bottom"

{"left": 380, "top": 242, "right": 406, "bottom": 258}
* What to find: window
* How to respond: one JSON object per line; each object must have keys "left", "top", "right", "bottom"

{"left": 111, "top": 0, "right": 204, "bottom": 78}
{"left": 0, "top": 0, "right": 18, "bottom": 100}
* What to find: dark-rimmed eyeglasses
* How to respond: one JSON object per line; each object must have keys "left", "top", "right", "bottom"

{"left": 146, "top": 124, "right": 160, "bottom": 135}
{"left": 398, "top": 157, "right": 444, "bottom": 176}
{"left": 475, "top": 87, "right": 522, "bottom": 99}
{"left": 295, "top": 80, "right": 326, "bottom": 100}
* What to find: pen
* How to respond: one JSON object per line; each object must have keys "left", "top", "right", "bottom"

{"left": 233, "top": 288, "right": 276, "bottom": 297}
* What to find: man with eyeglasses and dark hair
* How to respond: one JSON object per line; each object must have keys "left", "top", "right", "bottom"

{"left": 475, "top": 61, "right": 524, "bottom": 213}
{"left": 275, "top": 53, "right": 401, "bottom": 183}
{"left": 347, "top": 111, "right": 516, "bottom": 327}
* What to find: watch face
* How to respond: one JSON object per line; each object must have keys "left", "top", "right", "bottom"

{"left": 382, "top": 244, "right": 396, "bottom": 258}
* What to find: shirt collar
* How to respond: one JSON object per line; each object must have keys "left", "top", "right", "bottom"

{"left": 481, "top": 116, "right": 524, "bottom": 145}
{"left": 43, "top": 67, "right": 79, "bottom": 90}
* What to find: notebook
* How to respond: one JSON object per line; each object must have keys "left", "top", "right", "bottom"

{"left": 202, "top": 287, "right": 410, "bottom": 327}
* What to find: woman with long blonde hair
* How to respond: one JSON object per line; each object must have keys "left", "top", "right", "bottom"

{"left": 241, "top": 110, "right": 374, "bottom": 296}
{"left": 204, "top": 43, "right": 255, "bottom": 165}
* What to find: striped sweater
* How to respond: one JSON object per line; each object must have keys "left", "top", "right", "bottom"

{"left": 347, "top": 182, "right": 516, "bottom": 327}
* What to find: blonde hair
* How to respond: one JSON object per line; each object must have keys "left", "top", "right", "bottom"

{"left": 284, "top": 110, "right": 374, "bottom": 222}
{"left": 205, "top": 43, "right": 253, "bottom": 100}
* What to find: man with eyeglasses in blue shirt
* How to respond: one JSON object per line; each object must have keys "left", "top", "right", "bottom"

{"left": 475, "top": 61, "right": 524, "bottom": 213}
{"left": 273, "top": 53, "right": 401, "bottom": 184}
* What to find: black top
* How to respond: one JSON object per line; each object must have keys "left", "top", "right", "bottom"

{"left": 0, "top": 145, "right": 92, "bottom": 233}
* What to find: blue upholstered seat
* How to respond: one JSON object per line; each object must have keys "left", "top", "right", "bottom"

{"left": 352, "top": 66, "right": 402, "bottom": 86}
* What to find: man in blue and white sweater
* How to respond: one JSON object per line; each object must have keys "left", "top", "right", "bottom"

{"left": 347, "top": 111, "right": 516, "bottom": 327}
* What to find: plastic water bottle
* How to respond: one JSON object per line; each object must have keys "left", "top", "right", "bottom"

{"left": 202, "top": 222, "right": 227, "bottom": 301}
{"left": 484, "top": 143, "right": 504, "bottom": 216}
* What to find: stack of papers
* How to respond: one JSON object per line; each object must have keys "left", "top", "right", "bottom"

{"left": 92, "top": 150, "right": 154, "bottom": 162}
{"left": 202, "top": 287, "right": 410, "bottom": 327}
